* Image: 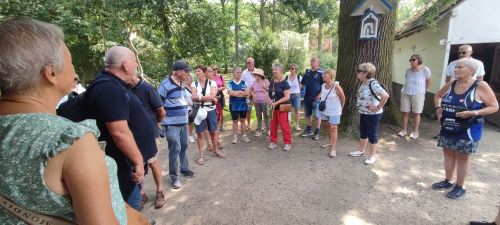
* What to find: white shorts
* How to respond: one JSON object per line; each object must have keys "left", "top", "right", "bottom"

{"left": 400, "top": 93, "right": 425, "bottom": 113}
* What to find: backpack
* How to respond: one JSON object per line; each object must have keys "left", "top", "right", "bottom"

{"left": 57, "top": 76, "right": 126, "bottom": 122}
{"left": 368, "top": 80, "right": 391, "bottom": 107}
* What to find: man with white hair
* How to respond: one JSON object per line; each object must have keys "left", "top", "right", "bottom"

{"left": 86, "top": 46, "right": 157, "bottom": 210}
{"left": 445, "top": 45, "right": 485, "bottom": 82}
{"left": 242, "top": 57, "right": 256, "bottom": 130}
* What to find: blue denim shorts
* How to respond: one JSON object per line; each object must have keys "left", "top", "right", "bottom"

{"left": 290, "top": 93, "right": 301, "bottom": 109}
{"left": 195, "top": 110, "right": 218, "bottom": 133}
{"left": 304, "top": 99, "right": 320, "bottom": 119}
{"left": 320, "top": 114, "right": 341, "bottom": 125}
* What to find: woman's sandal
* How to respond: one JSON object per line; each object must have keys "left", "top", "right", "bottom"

{"left": 329, "top": 150, "right": 337, "bottom": 158}
{"left": 322, "top": 144, "right": 332, "bottom": 148}
{"left": 197, "top": 156, "right": 205, "bottom": 165}
{"left": 213, "top": 151, "right": 226, "bottom": 158}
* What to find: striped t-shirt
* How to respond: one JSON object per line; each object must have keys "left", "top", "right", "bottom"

{"left": 158, "top": 76, "right": 189, "bottom": 126}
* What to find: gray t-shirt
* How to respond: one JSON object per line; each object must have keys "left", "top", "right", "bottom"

{"left": 401, "top": 66, "right": 431, "bottom": 95}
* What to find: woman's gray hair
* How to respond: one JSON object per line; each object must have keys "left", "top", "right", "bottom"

{"left": 0, "top": 18, "right": 65, "bottom": 95}
{"left": 232, "top": 67, "right": 242, "bottom": 74}
{"left": 272, "top": 63, "right": 284, "bottom": 71}
{"left": 458, "top": 58, "right": 478, "bottom": 75}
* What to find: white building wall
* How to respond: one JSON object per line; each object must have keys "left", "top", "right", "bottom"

{"left": 450, "top": 0, "right": 500, "bottom": 44}
{"left": 392, "top": 17, "right": 450, "bottom": 94}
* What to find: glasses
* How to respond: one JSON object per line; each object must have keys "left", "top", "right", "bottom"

{"left": 409, "top": 59, "right": 417, "bottom": 62}
{"left": 213, "top": 68, "right": 218, "bottom": 70}
{"left": 290, "top": 68, "right": 297, "bottom": 70}
{"left": 357, "top": 70, "right": 366, "bottom": 73}
{"left": 246, "top": 62, "right": 253, "bottom": 64}
{"left": 458, "top": 51, "right": 468, "bottom": 55}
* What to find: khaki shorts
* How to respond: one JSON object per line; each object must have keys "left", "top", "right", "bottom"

{"left": 400, "top": 93, "right": 425, "bottom": 113}
{"left": 147, "top": 137, "right": 162, "bottom": 164}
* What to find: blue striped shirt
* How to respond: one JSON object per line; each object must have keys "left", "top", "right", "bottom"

{"left": 158, "top": 76, "right": 189, "bottom": 126}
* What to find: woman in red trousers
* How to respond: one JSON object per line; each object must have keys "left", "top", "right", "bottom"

{"left": 268, "top": 64, "right": 292, "bottom": 151}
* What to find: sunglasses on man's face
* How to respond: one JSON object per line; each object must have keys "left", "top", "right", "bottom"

{"left": 246, "top": 62, "right": 253, "bottom": 64}
{"left": 459, "top": 51, "right": 468, "bottom": 55}
{"left": 357, "top": 70, "right": 366, "bottom": 73}
{"left": 409, "top": 59, "right": 417, "bottom": 62}
{"left": 290, "top": 68, "right": 297, "bottom": 70}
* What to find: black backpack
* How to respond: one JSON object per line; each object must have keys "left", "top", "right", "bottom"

{"left": 57, "top": 76, "right": 123, "bottom": 122}
{"left": 368, "top": 80, "right": 391, "bottom": 107}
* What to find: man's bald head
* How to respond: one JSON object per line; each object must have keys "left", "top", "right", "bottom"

{"left": 246, "top": 57, "right": 255, "bottom": 70}
{"left": 105, "top": 46, "right": 135, "bottom": 69}
{"left": 104, "top": 46, "right": 138, "bottom": 82}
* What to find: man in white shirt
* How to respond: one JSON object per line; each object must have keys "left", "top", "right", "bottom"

{"left": 445, "top": 45, "right": 485, "bottom": 82}
{"left": 241, "top": 57, "right": 256, "bottom": 130}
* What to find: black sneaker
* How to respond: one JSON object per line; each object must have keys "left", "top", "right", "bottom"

{"left": 311, "top": 130, "right": 320, "bottom": 140}
{"left": 301, "top": 128, "right": 313, "bottom": 137}
{"left": 470, "top": 221, "right": 497, "bottom": 225}
{"left": 180, "top": 169, "right": 195, "bottom": 178}
{"left": 447, "top": 185, "right": 466, "bottom": 199}
{"left": 432, "top": 179, "right": 454, "bottom": 190}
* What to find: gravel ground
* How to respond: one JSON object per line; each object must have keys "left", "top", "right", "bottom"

{"left": 141, "top": 117, "right": 500, "bottom": 225}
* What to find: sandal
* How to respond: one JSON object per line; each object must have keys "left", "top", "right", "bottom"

{"left": 348, "top": 150, "right": 364, "bottom": 157}
{"left": 329, "top": 150, "right": 337, "bottom": 158}
{"left": 140, "top": 193, "right": 149, "bottom": 210}
{"left": 154, "top": 191, "right": 165, "bottom": 209}
{"left": 322, "top": 143, "right": 332, "bottom": 148}
{"left": 197, "top": 156, "right": 205, "bottom": 165}
{"left": 213, "top": 151, "right": 226, "bottom": 158}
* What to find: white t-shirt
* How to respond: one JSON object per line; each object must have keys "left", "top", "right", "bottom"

{"left": 287, "top": 75, "right": 302, "bottom": 94}
{"left": 319, "top": 82, "right": 342, "bottom": 116}
{"left": 401, "top": 66, "right": 431, "bottom": 95}
{"left": 191, "top": 79, "right": 217, "bottom": 111}
{"left": 242, "top": 69, "right": 256, "bottom": 90}
{"left": 445, "top": 57, "right": 485, "bottom": 80}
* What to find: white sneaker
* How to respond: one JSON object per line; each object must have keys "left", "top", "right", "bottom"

{"left": 398, "top": 130, "right": 407, "bottom": 137}
{"left": 283, "top": 144, "right": 291, "bottom": 151}
{"left": 241, "top": 135, "right": 250, "bottom": 143}
{"left": 410, "top": 132, "right": 419, "bottom": 139}
{"left": 254, "top": 131, "right": 262, "bottom": 137}
{"left": 348, "top": 150, "right": 364, "bottom": 157}
{"left": 189, "top": 136, "right": 196, "bottom": 143}
{"left": 232, "top": 135, "right": 238, "bottom": 144}
{"left": 364, "top": 157, "right": 377, "bottom": 165}
{"left": 295, "top": 125, "right": 301, "bottom": 131}
{"left": 268, "top": 142, "right": 277, "bottom": 150}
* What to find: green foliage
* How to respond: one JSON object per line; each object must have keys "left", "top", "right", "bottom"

{"left": 278, "top": 30, "right": 310, "bottom": 73}
{"left": 250, "top": 29, "right": 283, "bottom": 79}
{"left": 317, "top": 51, "right": 337, "bottom": 71}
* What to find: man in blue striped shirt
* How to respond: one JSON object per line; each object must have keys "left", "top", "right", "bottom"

{"left": 158, "top": 60, "right": 194, "bottom": 189}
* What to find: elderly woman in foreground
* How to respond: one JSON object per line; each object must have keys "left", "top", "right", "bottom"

{"left": 0, "top": 18, "right": 126, "bottom": 224}
{"left": 268, "top": 64, "right": 292, "bottom": 151}
{"left": 432, "top": 58, "right": 498, "bottom": 199}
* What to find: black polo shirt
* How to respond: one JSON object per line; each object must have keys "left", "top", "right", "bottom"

{"left": 87, "top": 70, "right": 158, "bottom": 170}
{"left": 131, "top": 79, "right": 163, "bottom": 138}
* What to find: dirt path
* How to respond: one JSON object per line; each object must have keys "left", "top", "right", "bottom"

{"left": 141, "top": 118, "right": 500, "bottom": 225}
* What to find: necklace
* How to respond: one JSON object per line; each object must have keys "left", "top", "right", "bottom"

{"left": 1, "top": 95, "right": 53, "bottom": 112}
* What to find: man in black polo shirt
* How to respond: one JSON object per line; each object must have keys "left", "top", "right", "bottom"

{"left": 86, "top": 46, "right": 157, "bottom": 210}
{"left": 130, "top": 74, "right": 166, "bottom": 209}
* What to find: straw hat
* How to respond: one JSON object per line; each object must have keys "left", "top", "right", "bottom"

{"left": 252, "top": 68, "right": 265, "bottom": 79}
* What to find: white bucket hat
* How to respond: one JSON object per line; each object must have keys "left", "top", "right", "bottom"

{"left": 194, "top": 107, "right": 207, "bottom": 125}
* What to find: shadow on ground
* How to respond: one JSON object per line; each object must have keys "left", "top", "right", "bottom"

{"left": 142, "top": 118, "right": 500, "bottom": 225}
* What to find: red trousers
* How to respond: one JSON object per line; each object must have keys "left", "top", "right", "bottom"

{"left": 270, "top": 109, "right": 292, "bottom": 144}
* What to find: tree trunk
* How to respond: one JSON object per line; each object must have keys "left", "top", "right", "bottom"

{"left": 317, "top": 19, "right": 323, "bottom": 52}
{"left": 156, "top": 0, "right": 174, "bottom": 74}
{"left": 337, "top": 0, "right": 399, "bottom": 133}
{"left": 259, "top": 0, "right": 266, "bottom": 30}
{"left": 221, "top": 0, "right": 229, "bottom": 74}
{"left": 271, "top": 0, "right": 277, "bottom": 32}
{"left": 235, "top": 0, "right": 240, "bottom": 66}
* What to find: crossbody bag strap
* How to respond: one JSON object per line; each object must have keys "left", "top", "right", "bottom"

{"left": 0, "top": 194, "right": 76, "bottom": 225}
{"left": 369, "top": 80, "right": 381, "bottom": 102}
{"left": 322, "top": 83, "right": 335, "bottom": 101}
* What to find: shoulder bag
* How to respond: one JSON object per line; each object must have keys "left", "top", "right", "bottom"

{"left": 319, "top": 83, "right": 336, "bottom": 112}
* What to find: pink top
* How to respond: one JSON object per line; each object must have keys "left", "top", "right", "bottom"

{"left": 215, "top": 74, "right": 224, "bottom": 88}
{"left": 251, "top": 80, "right": 269, "bottom": 104}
